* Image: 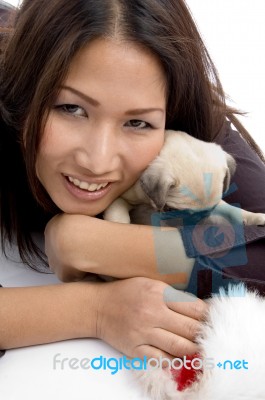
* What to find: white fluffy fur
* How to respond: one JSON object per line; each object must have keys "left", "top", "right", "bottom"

{"left": 133, "top": 284, "right": 265, "bottom": 400}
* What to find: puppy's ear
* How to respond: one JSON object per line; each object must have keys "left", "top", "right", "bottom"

{"left": 223, "top": 153, "right": 237, "bottom": 193}
{"left": 140, "top": 172, "right": 178, "bottom": 211}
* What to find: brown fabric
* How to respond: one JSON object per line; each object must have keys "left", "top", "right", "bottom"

{"left": 219, "top": 122, "right": 265, "bottom": 295}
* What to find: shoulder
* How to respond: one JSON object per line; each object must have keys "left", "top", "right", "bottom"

{"left": 215, "top": 120, "right": 264, "bottom": 167}
{"left": 213, "top": 120, "right": 265, "bottom": 248}
{"left": 214, "top": 120, "right": 265, "bottom": 214}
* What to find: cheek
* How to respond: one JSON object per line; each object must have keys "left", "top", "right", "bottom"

{"left": 35, "top": 150, "right": 50, "bottom": 185}
{"left": 35, "top": 126, "right": 61, "bottom": 180}
{"left": 37, "top": 118, "right": 71, "bottom": 163}
{"left": 128, "top": 134, "right": 165, "bottom": 174}
{"left": 35, "top": 144, "right": 50, "bottom": 181}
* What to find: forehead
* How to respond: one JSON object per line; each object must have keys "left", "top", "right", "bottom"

{"left": 64, "top": 38, "right": 167, "bottom": 105}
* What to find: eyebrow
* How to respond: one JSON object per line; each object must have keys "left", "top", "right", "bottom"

{"left": 60, "top": 85, "right": 164, "bottom": 115}
{"left": 61, "top": 86, "right": 100, "bottom": 106}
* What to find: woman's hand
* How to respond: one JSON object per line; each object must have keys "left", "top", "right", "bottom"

{"left": 45, "top": 216, "right": 207, "bottom": 360}
{"left": 96, "top": 276, "right": 208, "bottom": 361}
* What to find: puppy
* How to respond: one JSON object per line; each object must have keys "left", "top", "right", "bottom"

{"left": 104, "top": 130, "right": 265, "bottom": 227}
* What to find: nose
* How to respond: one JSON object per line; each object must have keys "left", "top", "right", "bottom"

{"left": 74, "top": 125, "right": 120, "bottom": 175}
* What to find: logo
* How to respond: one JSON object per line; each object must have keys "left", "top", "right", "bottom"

{"left": 151, "top": 176, "right": 247, "bottom": 297}
{"left": 52, "top": 354, "right": 249, "bottom": 374}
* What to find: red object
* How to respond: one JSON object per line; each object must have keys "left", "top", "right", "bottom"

{"left": 170, "top": 354, "right": 203, "bottom": 392}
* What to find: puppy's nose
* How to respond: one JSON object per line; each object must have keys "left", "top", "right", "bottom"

{"left": 162, "top": 205, "right": 172, "bottom": 212}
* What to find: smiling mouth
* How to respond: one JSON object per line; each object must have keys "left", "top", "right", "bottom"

{"left": 67, "top": 176, "right": 110, "bottom": 192}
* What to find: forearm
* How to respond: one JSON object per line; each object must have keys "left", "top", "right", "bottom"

{"left": 54, "top": 215, "right": 195, "bottom": 287}
{"left": 0, "top": 281, "right": 100, "bottom": 350}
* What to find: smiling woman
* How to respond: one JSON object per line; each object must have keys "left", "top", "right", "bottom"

{"left": 0, "top": 0, "right": 265, "bottom": 371}
{"left": 36, "top": 38, "right": 166, "bottom": 217}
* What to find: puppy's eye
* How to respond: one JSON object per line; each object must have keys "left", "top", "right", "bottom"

{"left": 169, "top": 180, "right": 178, "bottom": 190}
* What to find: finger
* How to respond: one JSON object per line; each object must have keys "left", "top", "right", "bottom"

{"left": 131, "top": 344, "right": 177, "bottom": 368}
{"left": 160, "top": 308, "right": 203, "bottom": 341}
{"left": 146, "top": 328, "right": 200, "bottom": 358}
{"left": 162, "top": 286, "right": 209, "bottom": 321}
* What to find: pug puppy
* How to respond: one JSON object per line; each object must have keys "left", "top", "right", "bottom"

{"left": 103, "top": 130, "right": 265, "bottom": 227}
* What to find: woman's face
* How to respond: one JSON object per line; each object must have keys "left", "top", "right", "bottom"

{"left": 36, "top": 38, "right": 166, "bottom": 216}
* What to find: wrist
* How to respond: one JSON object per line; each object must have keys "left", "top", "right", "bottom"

{"left": 64, "top": 280, "right": 103, "bottom": 339}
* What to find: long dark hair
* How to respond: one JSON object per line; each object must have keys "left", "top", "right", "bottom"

{"left": 1, "top": 0, "right": 264, "bottom": 269}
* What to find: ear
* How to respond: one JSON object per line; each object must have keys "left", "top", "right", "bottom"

{"left": 140, "top": 171, "right": 178, "bottom": 211}
{"left": 223, "top": 153, "right": 237, "bottom": 193}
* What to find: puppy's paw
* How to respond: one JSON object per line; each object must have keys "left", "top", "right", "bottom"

{"left": 103, "top": 209, "right": 131, "bottom": 223}
{"left": 243, "top": 212, "right": 265, "bottom": 226}
{"left": 103, "top": 198, "right": 132, "bottom": 223}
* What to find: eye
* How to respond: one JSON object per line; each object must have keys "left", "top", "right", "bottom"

{"left": 54, "top": 104, "right": 87, "bottom": 117}
{"left": 125, "top": 119, "right": 153, "bottom": 130}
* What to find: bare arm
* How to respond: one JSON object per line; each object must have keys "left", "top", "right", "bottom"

{"left": 0, "top": 281, "right": 100, "bottom": 350}
{"left": 0, "top": 277, "right": 208, "bottom": 360}
{"left": 45, "top": 214, "right": 195, "bottom": 286}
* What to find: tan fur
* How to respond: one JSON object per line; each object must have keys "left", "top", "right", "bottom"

{"left": 104, "top": 130, "right": 265, "bottom": 226}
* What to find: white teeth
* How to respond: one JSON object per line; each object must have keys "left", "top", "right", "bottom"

{"left": 88, "top": 183, "right": 99, "bottom": 192}
{"left": 68, "top": 176, "right": 109, "bottom": 192}
{"left": 80, "top": 181, "right": 89, "bottom": 190}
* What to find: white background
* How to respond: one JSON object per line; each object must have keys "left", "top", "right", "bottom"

{"left": 1, "top": 2, "right": 265, "bottom": 399}
{"left": 6, "top": 0, "right": 265, "bottom": 152}
{"left": 186, "top": 0, "right": 265, "bottom": 152}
